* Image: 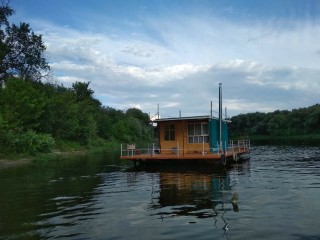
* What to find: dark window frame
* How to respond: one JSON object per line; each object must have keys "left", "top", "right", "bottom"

{"left": 188, "top": 122, "right": 209, "bottom": 143}
{"left": 164, "top": 124, "right": 175, "bottom": 141}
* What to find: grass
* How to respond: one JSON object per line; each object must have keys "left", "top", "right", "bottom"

{"left": 0, "top": 138, "right": 122, "bottom": 164}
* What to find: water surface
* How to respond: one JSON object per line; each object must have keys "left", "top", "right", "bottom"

{"left": 0, "top": 146, "right": 319, "bottom": 240}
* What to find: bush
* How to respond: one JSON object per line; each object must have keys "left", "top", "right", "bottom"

{"left": 0, "top": 129, "right": 55, "bottom": 155}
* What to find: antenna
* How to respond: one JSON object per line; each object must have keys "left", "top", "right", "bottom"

{"left": 157, "top": 104, "right": 160, "bottom": 119}
{"left": 219, "top": 83, "right": 222, "bottom": 152}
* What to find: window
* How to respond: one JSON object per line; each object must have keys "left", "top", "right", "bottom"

{"left": 188, "top": 122, "right": 209, "bottom": 143}
{"left": 164, "top": 124, "right": 175, "bottom": 141}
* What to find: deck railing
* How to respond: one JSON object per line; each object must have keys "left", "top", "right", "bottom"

{"left": 121, "top": 140, "right": 250, "bottom": 157}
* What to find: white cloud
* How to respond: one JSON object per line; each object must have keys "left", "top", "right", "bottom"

{"left": 29, "top": 12, "right": 320, "bottom": 117}
{"left": 50, "top": 61, "right": 96, "bottom": 72}
{"left": 56, "top": 76, "right": 88, "bottom": 84}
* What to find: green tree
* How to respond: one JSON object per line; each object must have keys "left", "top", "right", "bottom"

{"left": 48, "top": 87, "right": 79, "bottom": 140}
{"left": 304, "top": 104, "right": 320, "bottom": 132}
{"left": 126, "top": 108, "right": 150, "bottom": 123}
{"left": 230, "top": 105, "right": 320, "bottom": 137}
{"left": 0, "top": 78, "right": 46, "bottom": 130}
{"left": 72, "top": 82, "right": 101, "bottom": 144}
{"left": 0, "top": 2, "right": 50, "bottom": 84}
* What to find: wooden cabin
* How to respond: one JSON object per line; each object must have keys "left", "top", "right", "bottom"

{"left": 120, "top": 83, "right": 250, "bottom": 164}
{"left": 120, "top": 115, "right": 250, "bottom": 165}
{"left": 155, "top": 116, "right": 229, "bottom": 155}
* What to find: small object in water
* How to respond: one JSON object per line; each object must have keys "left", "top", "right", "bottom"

{"left": 223, "top": 223, "right": 229, "bottom": 231}
{"left": 230, "top": 192, "right": 239, "bottom": 212}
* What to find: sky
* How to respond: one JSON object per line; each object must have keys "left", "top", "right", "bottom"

{"left": 10, "top": 0, "right": 320, "bottom": 118}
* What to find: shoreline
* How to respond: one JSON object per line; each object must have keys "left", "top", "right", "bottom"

{"left": 0, "top": 159, "right": 32, "bottom": 169}
{"left": 231, "top": 134, "right": 320, "bottom": 142}
{"left": 0, "top": 151, "right": 86, "bottom": 170}
{"left": 0, "top": 147, "right": 112, "bottom": 170}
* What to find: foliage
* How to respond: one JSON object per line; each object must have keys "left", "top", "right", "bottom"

{"left": 0, "top": 2, "right": 50, "bottom": 84}
{"left": 230, "top": 104, "right": 320, "bottom": 137}
{"left": 0, "top": 78, "right": 46, "bottom": 130}
{"left": 126, "top": 108, "right": 150, "bottom": 123}
{"left": 0, "top": 129, "right": 55, "bottom": 155}
{"left": 0, "top": 77, "right": 153, "bottom": 154}
{"left": 0, "top": 3, "right": 154, "bottom": 156}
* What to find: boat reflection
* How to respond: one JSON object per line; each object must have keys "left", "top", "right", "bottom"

{"left": 129, "top": 163, "right": 250, "bottom": 239}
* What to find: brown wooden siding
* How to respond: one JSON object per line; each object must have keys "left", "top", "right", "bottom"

{"left": 158, "top": 120, "right": 210, "bottom": 155}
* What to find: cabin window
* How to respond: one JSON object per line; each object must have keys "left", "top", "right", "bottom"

{"left": 188, "top": 122, "right": 209, "bottom": 143}
{"left": 164, "top": 124, "right": 175, "bottom": 141}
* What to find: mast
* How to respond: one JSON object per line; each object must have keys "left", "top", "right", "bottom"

{"left": 225, "top": 107, "right": 227, "bottom": 120}
{"left": 219, "top": 83, "right": 222, "bottom": 151}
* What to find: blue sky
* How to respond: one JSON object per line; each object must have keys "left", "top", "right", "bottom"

{"left": 10, "top": 0, "right": 320, "bottom": 117}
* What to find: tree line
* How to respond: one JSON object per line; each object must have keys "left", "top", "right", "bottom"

{"left": 230, "top": 104, "right": 320, "bottom": 137}
{"left": 0, "top": 78, "right": 153, "bottom": 154}
{"left": 1, "top": 2, "right": 319, "bottom": 155}
{"left": 0, "top": 3, "right": 153, "bottom": 155}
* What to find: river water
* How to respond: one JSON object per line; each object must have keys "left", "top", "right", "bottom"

{"left": 0, "top": 145, "right": 320, "bottom": 240}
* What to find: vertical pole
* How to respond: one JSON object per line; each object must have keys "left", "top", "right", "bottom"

{"left": 177, "top": 142, "right": 179, "bottom": 157}
{"left": 225, "top": 107, "right": 227, "bottom": 120}
{"left": 225, "top": 141, "right": 227, "bottom": 154}
{"left": 219, "top": 83, "right": 222, "bottom": 153}
{"left": 202, "top": 137, "right": 205, "bottom": 156}
{"left": 231, "top": 140, "right": 234, "bottom": 152}
{"left": 157, "top": 104, "right": 160, "bottom": 119}
{"left": 210, "top": 101, "right": 213, "bottom": 117}
{"left": 131, "top": 143, "right": 133, "bottom": 156}
{"left": 152, "top": 143, "right": 154, "bottom": 157}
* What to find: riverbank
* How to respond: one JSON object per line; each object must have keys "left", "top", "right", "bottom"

{"left": 249, "top": 134, "right": 320, "bottom": 141}
{"left": 0, "top": 140, "right": 121, "bottom": 169}
{"left": 0, "top": 151, "right": 86, "bottom": 169}
{"left": 0, "top": 159, "right": 31, "bottom": 169}
{"left": 232, "top": 134, "right": 320, "bottom": 145}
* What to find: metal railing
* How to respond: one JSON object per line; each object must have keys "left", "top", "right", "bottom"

{"left": 121, "top": 140, "right": 250, "bottom": 157}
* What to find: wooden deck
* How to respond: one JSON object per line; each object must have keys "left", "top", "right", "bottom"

{"left": 120, "top": 148, "right": 249, "bottom": 164}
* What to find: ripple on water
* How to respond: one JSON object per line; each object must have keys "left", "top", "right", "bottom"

{"left": 1, "top": 145, "right": 320, "bottom": 240}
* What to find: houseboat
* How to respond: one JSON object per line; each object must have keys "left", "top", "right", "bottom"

{"left": 120, "top": 84, "right": 250, "bottom": 165}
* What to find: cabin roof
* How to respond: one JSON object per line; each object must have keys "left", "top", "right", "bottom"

{"left": 153, "top": 115, "right": 231, "bottom": 123}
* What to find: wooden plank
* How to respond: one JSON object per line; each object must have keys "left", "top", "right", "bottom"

{"left": 120, "top": 149, "right": 249, "bottom": 162}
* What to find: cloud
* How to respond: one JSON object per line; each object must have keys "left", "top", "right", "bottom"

{"left": 31, "top": 11, "right": 320, "bottom": 117}
{"left": 120, "top": 45, "right": 153, "bottom": 58}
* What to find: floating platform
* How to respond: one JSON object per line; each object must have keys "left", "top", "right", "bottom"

{"left": 120, "top": 141, "right": 250, "bottom": 165}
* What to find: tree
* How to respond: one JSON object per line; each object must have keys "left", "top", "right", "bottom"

{"left": 72, "top": 82, "right": 101, "bottom": 144}
{"left": 72, "top": 81, "right": 94, "bottom": 102}
{"left": 230, "top": 105, "right": 320, "bottom": 137}
{"left": 0, "top": 78, "right": 46, "bottom": 130}
{"left": 126, "top": 108, "right": 150, "bottom": 123}
{"left": 0, "top": 2, "right": 50, "bottom": 84}
{"left": 45, "top": 86, "right": 80, "bottom": 140}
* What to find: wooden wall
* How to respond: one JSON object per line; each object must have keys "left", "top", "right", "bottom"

{"left": 158, "top": 120, "right": 210, "bottom": 155}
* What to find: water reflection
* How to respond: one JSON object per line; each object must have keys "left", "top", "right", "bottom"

{"left": 0, "top": 152, "right": 120, "bottom": 240}
{"left": 129, "top": 163, "right": 250, "bottom": 239}
{"left": 1, "top": 146, "right": 319, "bottom": 239}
